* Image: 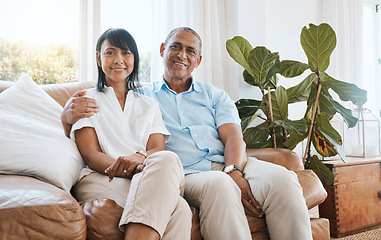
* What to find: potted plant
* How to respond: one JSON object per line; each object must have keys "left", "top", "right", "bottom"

{"left": 226, "top": 23, "right": 367, "bottom": 185}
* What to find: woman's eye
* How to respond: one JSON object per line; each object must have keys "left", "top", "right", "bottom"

{"left": 123, "top": 51, "right": 132, "bottom": 55}
{"left": 105, "top": 51, "right": 114, "bottom": 55}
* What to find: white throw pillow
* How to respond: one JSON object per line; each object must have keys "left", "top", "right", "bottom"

{"left": 0, "top": 73, "right": 84, "bottom": 192}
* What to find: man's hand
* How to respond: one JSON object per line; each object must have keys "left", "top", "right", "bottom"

{"left": 229, "top": 171, "right": 264, "bottom": 218}
{"left": 61, "top": 90, "right": 98, "bottom": 137}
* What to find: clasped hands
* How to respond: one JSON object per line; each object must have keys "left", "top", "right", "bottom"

{"left": 104, "top": 154, "right": 146, "bottom": 182}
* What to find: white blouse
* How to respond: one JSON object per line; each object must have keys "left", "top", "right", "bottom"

{"left": 71, "top": 86, "right": 170, "bottom": 162}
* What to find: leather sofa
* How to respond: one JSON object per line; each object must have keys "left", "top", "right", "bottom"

{"left": 0, "top": 80, "right": 330, "bottom": 239}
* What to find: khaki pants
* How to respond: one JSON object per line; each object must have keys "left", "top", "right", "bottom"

{"left": 74, "top": 150, "right": 192, "bottom": 240}
{"left": 184, "top": 157, "right": 312, "bottom": 240}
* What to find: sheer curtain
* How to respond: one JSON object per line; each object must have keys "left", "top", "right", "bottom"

{"left": 321, "top": 0, "right": 363, "bottom": 91}
{"left": 150, "top": 0, "right": 236, "bottom": 94}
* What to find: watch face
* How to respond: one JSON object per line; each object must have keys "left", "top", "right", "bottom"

{"left": 224, "top": 165, "right": 234, "bottom": 173}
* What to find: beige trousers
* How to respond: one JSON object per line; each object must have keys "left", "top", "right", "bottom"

{"left": 184, "top": 157, "right": 312, "bottom": 240}
{"left": 74, "top": 150, "right": 192, "bottom": 240}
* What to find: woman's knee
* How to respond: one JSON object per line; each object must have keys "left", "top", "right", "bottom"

{"left": 145, "top": 150, "right": 184, "bottom": 180}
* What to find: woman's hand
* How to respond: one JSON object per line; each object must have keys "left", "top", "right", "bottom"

{"left": 104, "top": 154, "right": 146, "bottom": 181}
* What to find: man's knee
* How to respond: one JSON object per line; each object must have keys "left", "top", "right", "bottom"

{"left": 203, "top": 172, "right": 241, "bottom": 200}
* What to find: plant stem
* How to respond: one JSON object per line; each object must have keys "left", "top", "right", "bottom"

{"left": 268, "top": 87, "right": 276, "bottom": 148}
{"left": 303, "top": 76, "right": 322, "bottom": 165}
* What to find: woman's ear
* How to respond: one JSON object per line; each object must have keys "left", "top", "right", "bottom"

{"left": 96, "top": 52, "right": 101, "bottom": 67}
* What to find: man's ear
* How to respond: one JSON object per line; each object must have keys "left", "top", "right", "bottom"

{"left": 159, "top": 43, "right": 166, "bottom": 57}
{"left": 96, "top": 52, "right": 101, "bottom": 67}
{"left": 195, "top": 55, "right": 202, "bottom": 68}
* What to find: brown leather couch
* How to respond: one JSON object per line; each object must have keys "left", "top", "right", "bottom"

{"left": 0, "top": 80, "right": 330, "bottom": 239}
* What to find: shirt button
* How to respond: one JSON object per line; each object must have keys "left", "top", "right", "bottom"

{"left": 194, "top": 134, "right": 198, "bottom": 137}
{"left": 181, "top": 111, "right": 184, "bottom": 114}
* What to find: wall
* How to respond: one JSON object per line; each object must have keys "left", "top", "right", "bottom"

{"left": 226, "top": 0, "right": 321, "bottom": 106}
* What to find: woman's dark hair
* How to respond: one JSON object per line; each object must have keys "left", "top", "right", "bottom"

{"left": 96, "top": 28, "right": 140, "bottom": 92}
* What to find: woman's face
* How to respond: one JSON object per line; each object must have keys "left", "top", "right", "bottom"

{"left": 97, "top": 39, "right": 134, "bottom": 86}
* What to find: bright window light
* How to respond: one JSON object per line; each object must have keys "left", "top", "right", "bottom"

{"left": 0, "top": 0, "right": 80, "bottom": 84}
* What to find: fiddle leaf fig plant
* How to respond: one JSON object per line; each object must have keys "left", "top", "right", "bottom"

{"left": 227, "top": 23, "right": 367, "bottom": 185}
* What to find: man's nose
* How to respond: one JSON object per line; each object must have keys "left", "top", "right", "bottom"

{"left": 177, "top": 49, "right": 187, "bottom": 60}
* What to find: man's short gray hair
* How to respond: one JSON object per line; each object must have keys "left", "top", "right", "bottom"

{"left": 164, "top": 27, "right": 202, "bottom": 55}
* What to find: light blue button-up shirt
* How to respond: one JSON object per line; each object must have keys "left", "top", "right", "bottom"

{"left": 142, "top": 78, "right": 241, "bottom": 175}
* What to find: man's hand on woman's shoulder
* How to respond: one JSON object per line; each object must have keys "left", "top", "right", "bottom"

{"left": 61, "top": 90, "right": 99, "bottom": 137}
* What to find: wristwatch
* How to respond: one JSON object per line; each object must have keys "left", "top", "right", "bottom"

{"left": 224, "top": 164, "right": 244, "bottom": 176}
{"left": 136, "top": 150, "right": 148, "bottom": 159}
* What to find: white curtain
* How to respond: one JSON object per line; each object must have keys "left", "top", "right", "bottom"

{"left": 150, "top": 0, "right": 234, "bottom": 92}
{"left": 321, "top": 0, "right": 363, "bottom": 87}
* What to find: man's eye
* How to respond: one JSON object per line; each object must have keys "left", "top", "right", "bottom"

{"left": 171, "top": 45, "right": 179, "bottom": 49}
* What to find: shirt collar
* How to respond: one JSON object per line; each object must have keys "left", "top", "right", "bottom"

{"left": 153, "top": 77, "right": 202, "bottom": 93}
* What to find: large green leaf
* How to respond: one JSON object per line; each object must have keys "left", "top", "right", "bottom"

{"left": 321, "top": 92, "right": 359, "bottom": 128}
{"left": 305, "top": 81, "right": 320, "bottom": 120}
{"left": 279, "top": 60, "right": 309, "bottom": 78}
{"left": 274, "top": 119, "right": 308, "bottom": 135}
{"left": 243, "top": 70, "right": 259, "bottom": 87}
{"left": 331, "top": 100, "right": 358, "bottom": 128}
{"left": 318, "top": 87, "right": 336, "bottom": 120}
{"left": 264, "top": 74, "right": 279, "bottom": 90}
{"left": 243, "top": 123, "right": 269, "bottom": 146}
{"left": 241, "top": 114, "right": 261, "bottom": 133}
{"left": 308, "top": 155, "right": 334, "bottom": 185}
{"left": 262, "top": 86, "right": 288, "bottom": 121}
{"left": 312, "top": 113, "right": 344, "bottom": 159}
{"left": 247, "top": 47, "right": 279, "bottom": 87}
{"left": 226, "top": 36, "right": 253, "bottom": 76}
{"left": 300, "top": 23, "right": 336, "bottom": 72}
{"left": 287, "top": 73, "right": 317, "bottom": 104}
{"left": 284, "top": 129, "right": 309, "bottom": 150}
{"left": 265, "top": 59, "right": 281, "bottom": 89}
{"left": 319, "top": 128, "right": 346, "bottom": 163}
{"left": 235, "top": 98, "right": 262, "bottom": 119}
{"left": 323, "top": 73, "right": 367, "bottom": 106}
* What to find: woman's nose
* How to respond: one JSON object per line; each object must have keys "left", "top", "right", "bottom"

{"left": 114, "top": 53, "right": 124, "bottom": 64}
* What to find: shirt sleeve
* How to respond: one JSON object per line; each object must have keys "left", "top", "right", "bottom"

{"left": 70, "top": 117, "right": 95, "bottom": 141}
{"left": 212, "top": 86, "right": 241, "bottom": 128}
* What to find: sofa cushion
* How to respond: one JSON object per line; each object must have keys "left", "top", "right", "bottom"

{"left": 80, "top": 199, "right": 124, "bottom": 240}
{"left": 0, "top": 175, "right": 86, "bottom": 239}
{"left": 0, "top": 73, "right": 84, "bottom": 191}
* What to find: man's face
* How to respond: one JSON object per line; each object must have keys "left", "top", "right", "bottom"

{"left": 161, "top": 30, "right": 202, "bottom": 82}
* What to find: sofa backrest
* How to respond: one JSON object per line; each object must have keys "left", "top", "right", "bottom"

{"left": 0, "top": 80, "right": 95, "bottom": 107}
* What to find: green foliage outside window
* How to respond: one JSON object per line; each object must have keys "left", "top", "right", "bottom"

{"left": 0, "top": 38, "right": 79, "bottom": 84}
{"left": 0, "top": 37, "right": 152, "bottom": 85}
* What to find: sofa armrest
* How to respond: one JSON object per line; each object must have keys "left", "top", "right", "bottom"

{"left": 246, "top": 148, "right": 304, "bottom": 171}
{"left": 245, "top": 148, "right": 327, "bottom": 210}
{"left": 296, "top": 170, "right": 328, "bottom": 209}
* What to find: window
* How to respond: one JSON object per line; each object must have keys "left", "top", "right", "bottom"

{"left": 363, "top": 1, "right": 381, "bottom": 116}
{"left": 0, "top": 0, "right": 79, "bottom": 84}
